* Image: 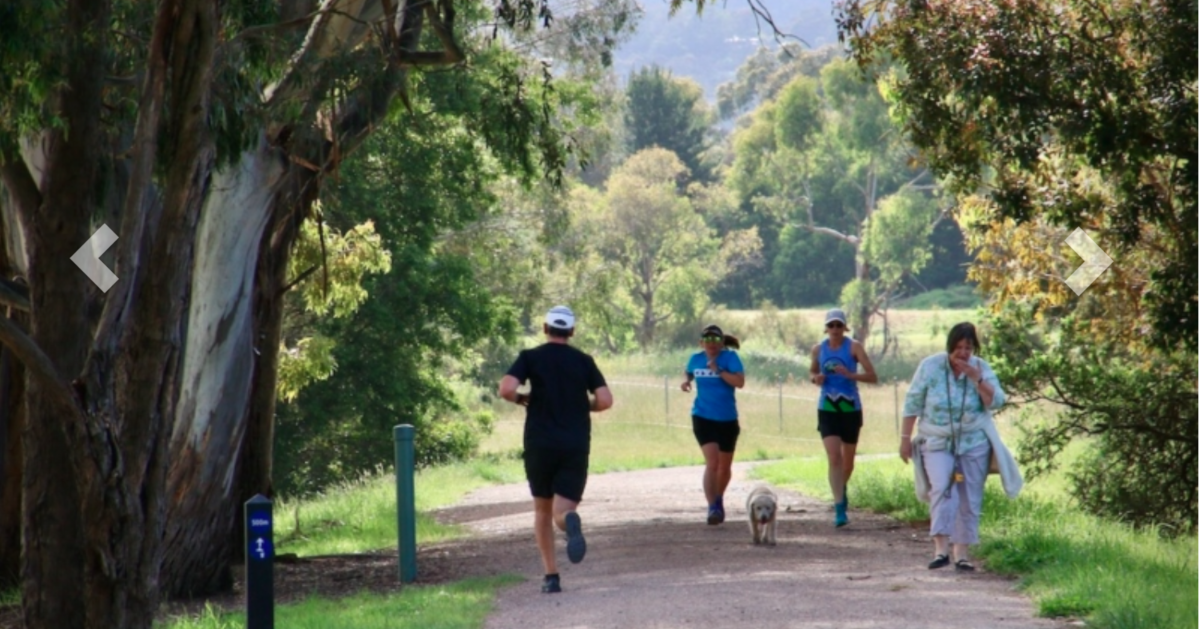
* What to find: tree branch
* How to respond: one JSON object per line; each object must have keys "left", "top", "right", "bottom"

{"left": 278, "top": 264, "right": 320, "bottom": 296}
{"left": 0, "top": 279, "right": 30, "bottom": 313}
{"left": 796, "top": 216, "right": 860, "bottom": 245}
{"left": 0, "top": 315, "right": 76, "bottom": 409}
{"left": 91, "top": 0, "right": 175, "bottom": 356}
{"left": 423, "top": 0, "right": 464, "bottom": 64}
{"left": 0, "top": 148, "right": 41, "bottom": 227}
{"left": 899, "top": 168, "right": 931, "bottom": 191}
{"left": 746, "top": 0, "right": 809, "bottom": 52}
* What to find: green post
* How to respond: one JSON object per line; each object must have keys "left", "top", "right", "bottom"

{"left": 394, "top": 424, "right": 416, "bottom": 583}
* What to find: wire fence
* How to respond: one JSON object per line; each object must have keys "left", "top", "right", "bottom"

{"left": 600, "top": 377, "right": 909, "bottom": 440}
{"left": 492, "top": 375, "right": 915, "bottom": 450}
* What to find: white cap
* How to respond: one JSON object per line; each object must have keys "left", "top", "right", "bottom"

{"left": 825, "top": 308, "right": 847, "bottom": 325}
{"left": 545, "top": 305, "right": 576, "bottom": 330}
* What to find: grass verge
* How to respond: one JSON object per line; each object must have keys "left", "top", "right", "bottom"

{"left": 754, "top": 457, "right": 1198, "bottom": 629}
{"left": 275, "top": 456, "right": 524, "bottom": 557}
{"left": 158, "top": 576, "right": 521, "bottom": 629}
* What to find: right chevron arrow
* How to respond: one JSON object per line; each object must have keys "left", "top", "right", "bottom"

{"left": 1063, "top": 228, "right": 1112, "bottom": 296}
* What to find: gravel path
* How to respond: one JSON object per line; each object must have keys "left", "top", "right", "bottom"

{"left": 429, "top": 462, "right": 1063, "bottom": 629}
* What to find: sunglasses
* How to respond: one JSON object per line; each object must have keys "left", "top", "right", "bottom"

{"left": 826, "top": 321, "right": 845, "bottom": 329}
{"left": 701, "top": 335, "right": 723, "bottom": 342}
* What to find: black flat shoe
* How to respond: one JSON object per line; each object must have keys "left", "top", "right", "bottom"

{"left": 927, "top": 554, "right": 951, "bottom": 569}
{"left": 955, "top": 559, "right": 976, "bottom": 572}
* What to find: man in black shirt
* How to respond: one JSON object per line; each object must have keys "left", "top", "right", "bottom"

{"left": 498, "top": 305, "right": 613, "bottom": 594}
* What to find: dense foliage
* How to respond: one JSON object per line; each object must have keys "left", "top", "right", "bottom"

{"left": 838, "top": 0, "right": 1198, "bottom": 531}
{"left": 274, "top": 20, "right": 611, "bottom": 493}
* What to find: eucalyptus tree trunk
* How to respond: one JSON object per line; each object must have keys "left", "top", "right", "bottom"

{"left": 0, "top": 189, "right": 27, "bottom": 588}
{"left": 159, "top": 0, "right": 445, "bottom": 599}
{"left": 0, "top": 0, "right": 463, "bottom": 624}
{"left": 159, "top": 146, "right": 286, "bottom": 596}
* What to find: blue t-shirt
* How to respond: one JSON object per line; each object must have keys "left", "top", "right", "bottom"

{"left": 818, "top": 338, "right": 861, "bottom": 412}
{"left": 686, "top": 349, "right": 743, "bottom": 421}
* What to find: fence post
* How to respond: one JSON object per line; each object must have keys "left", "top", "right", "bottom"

{"left": 245, "top": 494, "right": 274, "bottom": 629}
{"left": 777, "top": 375, "right": 783, "bottom": 434}
{"left": 394, "top": 424, "right": 417, "bottom": 583}
{"left": 664, "top": 375, "right": 669, "bottom": 426}
{"left": 893, "top": 379, "right": 900, "bottom": 438}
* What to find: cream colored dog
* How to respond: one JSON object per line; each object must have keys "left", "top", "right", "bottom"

{"left": 745, "top": 484, "right": 778, "bottom": 546}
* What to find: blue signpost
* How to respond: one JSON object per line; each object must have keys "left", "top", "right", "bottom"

{"left": 394, "top": 425, "right": 417, "bottom": 583}
{"left": 245, "top": 494, "right": 274, "bottom": 629}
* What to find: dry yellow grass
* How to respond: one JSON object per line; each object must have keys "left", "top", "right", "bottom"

{"left": 481, "top": 307, "right": 1015, "bottom": 473}
{"left": 481, "top": 350, "right": 1023, "bottom": 473}
{"left": 483, "top": 375, "right": 919, "bottom": 471}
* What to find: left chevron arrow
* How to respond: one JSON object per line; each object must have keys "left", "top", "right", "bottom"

{"left": 71, "top": 224, "right": 120, "bottom": 292}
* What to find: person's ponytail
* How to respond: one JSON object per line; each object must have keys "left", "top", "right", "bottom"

{"left": 723, "top": 334, "right": 741, "bottom": 350}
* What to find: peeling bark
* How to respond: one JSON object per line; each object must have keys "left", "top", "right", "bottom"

{"left": 0, "top": 0, "right": 465, "bottom": 622}
{"left": 161, "top": 144, "right": 286, "bottom": 597}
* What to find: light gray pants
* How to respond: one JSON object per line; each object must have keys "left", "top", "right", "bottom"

{"left": 921, "top": 441, "right": 990, "bottom": 544}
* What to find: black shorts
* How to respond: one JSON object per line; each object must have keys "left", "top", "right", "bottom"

{"left": 817, "top": 410, "right": 863, "bottom": 444}
{"left": 692, "top": 416, "right": 741, "bottom": 453}
{"left": 523, "top": 446, "right": 589, "bottom": 502}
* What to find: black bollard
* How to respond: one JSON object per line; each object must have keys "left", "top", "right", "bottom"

{"left": 245, "top": 494, "right": 274, "bottom": 629}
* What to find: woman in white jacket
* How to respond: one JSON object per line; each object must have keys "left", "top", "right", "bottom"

{"left": 899, "top": 322, "right": 1022, "bottom": 572}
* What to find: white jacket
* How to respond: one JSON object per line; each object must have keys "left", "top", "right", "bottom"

{"left": 911, "top": 413, "right": 1024, "bottom": 503}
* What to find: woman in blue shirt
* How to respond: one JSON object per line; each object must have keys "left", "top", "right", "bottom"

{"left": 680, "top": 324, "right": 745, "bottom": 525}
{"left": 809, "top": 308, "right": 877, "bottom": 527}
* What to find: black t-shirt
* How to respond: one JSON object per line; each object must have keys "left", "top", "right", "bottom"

{"left": 506, "top": 342, "right": 607, "bottom": 452}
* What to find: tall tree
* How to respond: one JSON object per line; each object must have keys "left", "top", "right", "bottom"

{"left": 0, "top": 0, "right": 618, "bottom": 625}
{"left": 715, "top": 43, "right": 840, "bottom": 122}
{"left": 0, "top": 2, "right": 761, "bottom": 624}
{"left": 585, "top": 148, "right": 758, "bottom": 348}
{"left": 725, "top": 59, "right": 947, "bottom": 345}
{"left": 837, "top": 0, "right": 1196, "bottom": 351}
{"left": 837, "top": 0, "right": 1197, "bottom": 529}
{"left": 624, "top": 66, "right": 715, "bottom": 182}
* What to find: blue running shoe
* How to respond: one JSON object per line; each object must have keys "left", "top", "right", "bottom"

{"left": 564, "top": 511, "right": 586, "bottom": 564}
{"left": 835, "top": 503, "right": 849, "bottom": 528}
{"left": 707, "top": 505, "right": 719, "bottom": 525}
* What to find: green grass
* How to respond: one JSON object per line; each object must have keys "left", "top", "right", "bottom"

{"left": 755, "top": 457, "right": 1199, "bottom": 629}
{"left": 895, "top": 285, "right": 985, "bottom": 309}
{"left": 275, "top": 457, "right": 523, "bottom": 557}
{"left": 157, "top": 576, "right": 521, "bottom": 629}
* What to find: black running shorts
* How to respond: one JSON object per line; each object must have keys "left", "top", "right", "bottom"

{"left": 523, "top": 446, "right": 589, "bottom": 502}
{"left": 692, "top": 415, "right": 741, "bottom": 453}
{"left": 817, "top": 410, "right": 863, "bottom": 444}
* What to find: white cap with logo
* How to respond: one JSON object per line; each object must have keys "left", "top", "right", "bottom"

{"left": 545, "top": 305, "right": 576, "bottom": 330}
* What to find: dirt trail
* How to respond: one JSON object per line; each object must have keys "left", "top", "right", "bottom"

{"left": 428, "top": 462, "right": 1062, "bottom": 629}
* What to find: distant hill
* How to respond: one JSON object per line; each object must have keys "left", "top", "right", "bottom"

{"left": 611, "top": 0, "right": 841, "bottom": 101}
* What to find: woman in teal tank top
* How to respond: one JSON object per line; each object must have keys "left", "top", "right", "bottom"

{"left": 808, "top": 308, "right": 877, "bottom": 527}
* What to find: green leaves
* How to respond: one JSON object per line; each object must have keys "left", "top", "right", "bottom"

{"left": 838, "top": 0, "right": 1197, "bottom": 350}
{"left": 984, "top": 303, "right": 1199, "bottom": 532}
{"left": 862, "top": 188, "right": 940, "bottom": 285}
{"left": 276, "top": 216, "right": 391, "bottom": 403}
{"left": 624, "top": 66, "right": 714, "bottom": 182}
{"left": 290, "top": 215, "right": 393, "bottom": 319}
{"left": 773, "top": 76, "right": 822, "bottom": 153}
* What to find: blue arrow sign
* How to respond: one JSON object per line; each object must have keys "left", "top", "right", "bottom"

{"left": 250, "top": 536, "right": 273, "bottom": 561}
